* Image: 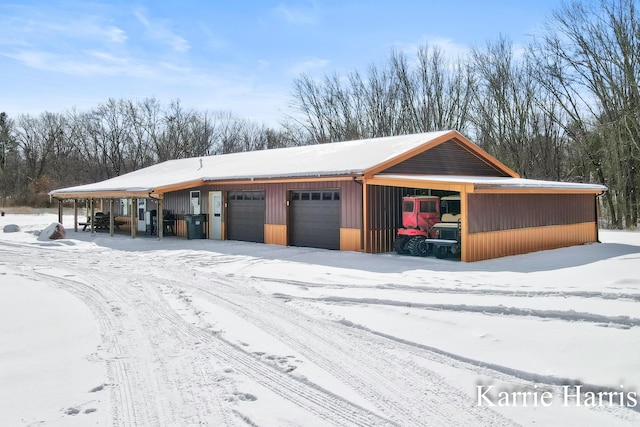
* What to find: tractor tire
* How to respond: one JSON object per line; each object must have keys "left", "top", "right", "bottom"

{"left": 435, "top": 245, "right": 450, "bottom": 259}
{"left": 394, "top": 236, "right": 410, "bottom": 255}
{"left": 408, "top": 236, "right": 431, "bottom": 257}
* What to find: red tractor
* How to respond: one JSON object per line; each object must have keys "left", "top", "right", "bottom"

{"left": 393, "top": 195, "right": 461, "bottom": 259}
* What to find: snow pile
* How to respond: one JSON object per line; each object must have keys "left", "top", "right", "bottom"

{"left": 36, "top": 222, "right": 66, "bottom": 240}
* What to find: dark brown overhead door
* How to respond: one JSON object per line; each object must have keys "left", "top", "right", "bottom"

{"left": 290, "top": 190, "right": 340, "bottom": 250}
{"left": 227, "top": 191, "right": 265, "bottom": 243}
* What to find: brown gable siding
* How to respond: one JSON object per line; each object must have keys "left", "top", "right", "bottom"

{"left": 468, "top": 193, "right": 596, "bottom": 233}
{"left": 381, "top": 140, "right": 510, "bottom": 177}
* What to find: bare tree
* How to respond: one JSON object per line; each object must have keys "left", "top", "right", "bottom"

{"left": 391, "top": 46, "right": 473, "bottom": 134}
{"left": 290, "top": 44, "right": 474, "bottom": 143}
{"left": 470, "top": 37, "right": 568, "bottom": 179}
{"left": 123, "top": 98, "right": 158, "bottom": 170}
{"left": 530, "top": 0, "right": 640, "bottom": 227}
{"left": 0, "top": 112, "right": 19, "bottom": 205}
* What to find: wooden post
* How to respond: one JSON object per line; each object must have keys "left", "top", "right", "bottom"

{"left": 90, "top": 199, "right": 95, "bottom": 235}
{"left": 158, "top": 198, "right": 164, "bottom": 240}
{"left": 57, "top": 199, "right": 63, "bottom": 224}
{"left": 109, "top": 199, "right": 114, "bottom": 237}
{"left": 362, "top": 180, "right": 368, "bottom": 252}
{"left": 460, "top": 184, "right": 471, "bottom": 262}
{"left": 73, "top": 199, "right": 78, "bottom": 232}
{"left": 130, "top": 199, "right": 136, "bottom": 239}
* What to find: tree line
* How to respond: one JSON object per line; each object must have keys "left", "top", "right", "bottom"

{"left": 0, "top": 100, "right": 303, "bottom": 206}
{"left": 0, "top": 0, "right": 637, "bottom": 228}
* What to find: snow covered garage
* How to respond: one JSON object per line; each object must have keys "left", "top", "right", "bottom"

{"left": 49, "top": 130, "right": 606, "bottom": 261}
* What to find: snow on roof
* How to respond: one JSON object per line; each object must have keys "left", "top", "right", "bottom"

{"left": 50, "top": 131, "right": 453, "bottom": 196}
{"left": 376, "top": 174, "right": 607, "bottom": 192}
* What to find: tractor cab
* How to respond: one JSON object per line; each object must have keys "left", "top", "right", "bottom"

{"left": 401, "top": 195, "right": 440, "bottom": 235}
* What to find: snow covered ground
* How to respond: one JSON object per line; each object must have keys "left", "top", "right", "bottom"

{"left": 1, "top": 211, "right": 639, "bottom": 426}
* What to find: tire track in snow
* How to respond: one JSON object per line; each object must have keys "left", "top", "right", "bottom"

{"left": 289, "top": 294, "right": 640, "bottom": 328}
{"left": 23, "top": 244, "right": 391, "bottom": 426}
{"left": 3, "top": 243, "right": 230, "bottom": 427}
{"left": 143, "top": 281, "right": 397, "bottom": 427}
{"left": 187, "top": 285, "right": 417, "bottom": 423}
{"left": 335, "top": 318, "right": 640, "bottom": 416}
{"left": 30, "top": 268, "right": 168, "bottom": 426}
{"left": 237, "top": 277, "right": 640, "bottom": 421}
{"left": 257, "top": 276, "right": 640, "bottom": 302}
{"left": 162, "top": 274, "right": 515, "bottom": 427}
{"left": 66, "top": 265, "right": 240, "bottom": 427}
{"left": 260, "top": 286, "right": 640, "bottom": 418}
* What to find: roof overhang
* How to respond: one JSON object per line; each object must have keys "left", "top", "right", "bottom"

{"left": 50, "top": 190, "right": 154, "bottom": 200}
{"left": 368, "top": 174, "right": 607, "bottom": 195}
{"left": 49, "top": 175, "right": 362, "bottom": 200}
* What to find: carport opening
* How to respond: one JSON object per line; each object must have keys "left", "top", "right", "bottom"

{"left": 395, "top": 189, "right": 461, "bottom": 260}
{"left": 366, "top": 185, "right": 461, "bottom": 259}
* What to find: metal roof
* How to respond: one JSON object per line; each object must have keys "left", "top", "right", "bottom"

{"left": 49, "top": 130, "right": 605, "bottom": 198}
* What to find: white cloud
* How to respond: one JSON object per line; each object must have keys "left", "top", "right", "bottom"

{"left": 391, "top": 36, "right": 472, "bottom": 62}
{"left": 198, "top": 23, "right": 227, "bottom": 51}
{"left": 134, "top": 9, "right": 190, "bottom": 53}
{"left": 89, "top": 50, "right": 128, "bottom": 63}
{"left": 5, "top": 48, "right": 162, "bottom": 79}
{"left": 0, "top": 12, "right": 128, "bottom": 47}
{"left": 274, "top": 3, "right": 318, "bottom": 25}
{"left": 105, "top": 26, "right": 128, "bottom": 44}
{"left": 289, "top": 57, "right": 330, "bottom": 76}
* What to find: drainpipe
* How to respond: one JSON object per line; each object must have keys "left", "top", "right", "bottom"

{"left": 595, "top": 191, "right": 605, "bottom": 243}
{"left": 353, "top": 177, "right": 364, "bottom": 251}
{"left": 109, "top": 199, "right": 114, "bottom": 237}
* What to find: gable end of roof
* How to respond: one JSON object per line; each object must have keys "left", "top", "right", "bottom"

{"left": 363, "top": 131, "right": 519, "bottom": 178}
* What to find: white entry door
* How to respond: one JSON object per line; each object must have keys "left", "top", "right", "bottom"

{"left": 137, "top": 199, "right": 146, "bottom": 232}
{"left": 209, "top": 191, "right": 222, "bottom": 239}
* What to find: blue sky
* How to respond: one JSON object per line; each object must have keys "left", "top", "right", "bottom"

{"left": 0, "top": 0, "right": 560, "bottom": 125}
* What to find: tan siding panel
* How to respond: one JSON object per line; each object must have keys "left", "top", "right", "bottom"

{"left": 175, "top": 219, "right": 187, "bottom": 238}
{"left": 114, "top": 216, "right": 132, "bottom": 231}
{"left": 464, "top": 222, "right": 598, "bottom": 261}
{"left": 340, "top": 228, "right": 362, "bottom": 251}
{"left": 367, "top": 229, "right": 399, "bottom": 253}
{"left": 265, "top": 224, "right": 287, "bottom": 245}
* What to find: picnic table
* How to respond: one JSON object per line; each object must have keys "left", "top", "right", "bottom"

{"left": 79, "top": 213, "right": 126, "bottom": 231}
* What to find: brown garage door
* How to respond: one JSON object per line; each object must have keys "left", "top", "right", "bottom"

{"left": 290, "top": 190, "right": 340, "bottom": 250}
{"left": 227, "top": 191, "right": 265, "bottom": 243}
